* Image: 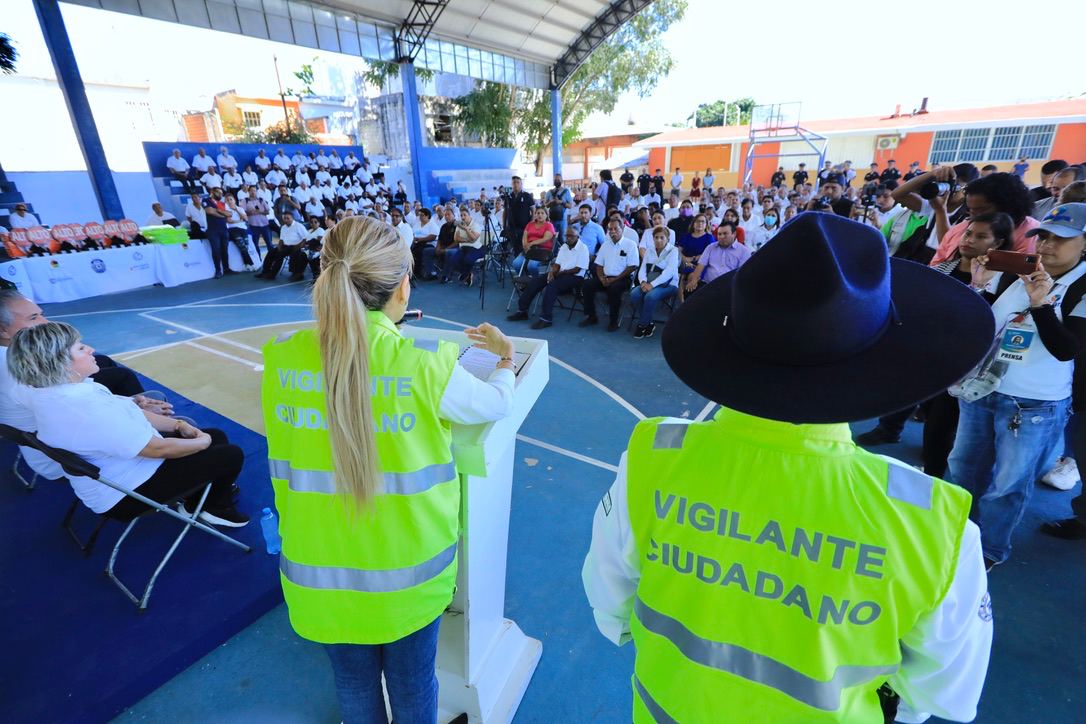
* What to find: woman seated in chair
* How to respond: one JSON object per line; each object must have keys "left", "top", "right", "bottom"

{"left": 511, "top": 206, "right": 556, "bottom": 277}
{"left": 7, "top": 322, "right": 248, "bottom": 527}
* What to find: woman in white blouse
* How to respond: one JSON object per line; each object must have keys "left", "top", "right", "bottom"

{"left": 8, "top": 322, "right": 248, "bottom": 526}
{"left": 630, "top": 225, "right": 679, "bottom": 339}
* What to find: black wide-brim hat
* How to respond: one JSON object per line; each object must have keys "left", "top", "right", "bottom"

{"left": 662, "top": 212, "right": 996, "bottom": 424}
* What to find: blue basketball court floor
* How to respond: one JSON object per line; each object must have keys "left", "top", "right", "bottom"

{"left": 25, "top": 273, "right": 1086, "bottom": 723}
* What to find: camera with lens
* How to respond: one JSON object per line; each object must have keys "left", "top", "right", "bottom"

{"left": 813, "top": 196, "right": 832, "bottom": 211}
{"left": 861, "top": 193, "right": 877, "bottom": 207}
{"left": 480, "top": 199, "right": 493, "bottom": 216}
{"left": 918, "top": 181, "right": 956, "bottom": 200}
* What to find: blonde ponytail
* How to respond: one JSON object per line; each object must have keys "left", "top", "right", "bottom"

{"left": 311, "top": 216, "right": 412, "bottom": 508}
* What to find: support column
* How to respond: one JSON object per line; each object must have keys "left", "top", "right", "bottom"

{"left": 550, "top": 89, "right": 562, "bottom": 179}
{"left": 399, "top": 61, "right": 427, "bottom": 206}
{"left": 33, "top": 0, "right": 124, "bottom": 221}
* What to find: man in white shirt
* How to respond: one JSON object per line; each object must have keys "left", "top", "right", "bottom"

{"left": 355, "top": 161, "right": 373, "bottom": 185}
{"left": 241, "top": 165, "right": 259, "bottom": 188}
{"left": 216, "top": 146, "right": 237, "bottom": 174}
{"left": 165, "top": 149, "right": 195, "bottom": 191}
{"left": 146, "top": 202, "right": 178, "bottom": 227}
{"left": 315, "top": 149, "right": 330, "bottom": 169}
{"left": 200, "top": 168, "right": 223, "bottom": 191}
{"left": 621, "top": 187, "right": 643, "bottom": 216}
{"left": 671, "top": 167, "right": 683, "bottom": 193}
{"left": 294, "top": 168, "right": 312, "bottom": 187}
{"left": 273, "top": 149, "right": 293, "bottom": 171}
{"left": 7, "top": 204, "right": 39, "bottom": 229}
{"left": 580, "top": 217, "right": 639, "bottom": 331}
{"left": 184, "top": 192, "right": 207, "bottom": 237}
{"left": 292, "top": 182, "right": 314, "bottom": 206}
{"left": 389, "top": 206, "right": 413, "bottom": 249}
{"left": 256, "top": 213, "right": 307, "bottom": 282}
{"left": 328, "top": 150, "right": 345, "bottom": 180}
{"left": 304, "top": 197, "right": 326, "bottom": 221}
{"left": 314, "top": 167, "right": 332, "bottom": 187}
{"left": 191, "top": 147, "right": 215, "bottom": 175}
{"left": 738, "top": 198, "right": 762, "bottom": 239}
{"left": 507, "top": 225, "right": 589, "bottom": 329}
{"left": 264, "top": 167, "right": 287, "bottom": 188}
{"left": 291, "top": 150, "right": 307, "bottom": 169}
{"left": 256, "top": 181, "right": 274, "bottom": 206}
{"left": 222, "top": 170, "right": 243, "bottom": 196}
{"left": 410, "top": 207, "right": 442, "bottom": 279}
{"left": 343, "top": 152, "right": 360, "bottom": 173}
{"left": 860, "top": 185, "right": 906, "bottom": 230}
{"left": 253, "top": 149, "right": 272, "bottom": 175}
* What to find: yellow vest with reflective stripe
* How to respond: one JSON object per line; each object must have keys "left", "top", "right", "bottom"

{"left": 625, "top": 408, "right": 971, "bottom": 723}
{"left": 261, "top": 311, "right": 459, "bottom": 644}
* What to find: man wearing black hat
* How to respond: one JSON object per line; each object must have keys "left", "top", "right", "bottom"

{"left": 583, "top": 213, "right": 993, "bottom": 723}
{"left": 880, "top": 159, "right": 902, "bottom": 189}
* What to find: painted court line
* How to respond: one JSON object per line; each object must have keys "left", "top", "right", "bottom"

{"left": 140, "top": 312, "right": 264, "bottom": 354}
{"left": 693, "top": 401, "right": 717, "bottom": 422}
{"left": 516, "top": 434, "right": 619, "bottom": 474}
{"left": 423, "top": 313, "right": 647, "bottom": 421}
{"left": 175, "top": 280, "right": 307, "bottom": 308}
{"left": 185, "top": 341, "right": 264, "bottom": 370}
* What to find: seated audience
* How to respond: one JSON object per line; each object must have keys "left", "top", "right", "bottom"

{"left": 200, "top": 168, "right": 223, "bottom": 192}
{"left": 224, "top": 195, "right": 256, "bottom": 270}
{"left": 572, "top": 203, "right": 608, "bottom": 255}
{"left": 303, "top": 216, "right": 325, "bottom": 280}
{"left": 216, "top": 146, "right": 238, "bottom": 174}
{"left": 8, "top": 321, "right": 247, "bottom": 526}
{"left": 441, "top": 206, "right": 483, "bottom": 285}
{"left": 579, "top": 218, "right": 639, "bottom": 331}
{"left": 146, "top": 202, "right": 179, "bottom": 227}
{"left": 411, "top": 208, "right": 441, "bottom": 279}
{"left": 684, "top": 220, "right": 749, "bottom": 297}
{"left": 256, "top": 213, "right": 307, "bottom": 282}
{"left": 513, "top": 207, "right": 556, "bottom": 276}
{"left": 244, "top": 191, "right": 272, "bottom": 258}
{"left": 8, "top": 203, "right": 39, "bottom": 229}
{"left": 389, "top": 206, "right": 413, "bottom": 249}
{"left": 676, "top": 213, "right": 713, "bottom": 297}
{"left": 253, "top": 150, "right": 271, "bottom": 176}
{"left": 507, "top": 226, "right": 589, "bottom": 330}
{"left": 166, "top": 149, "right": 195, "bottom": 192}
{"left": 191, "top": 147, "right": 216, "bottom": 176}
{"left": 630, "top": 226, "right": 679, "bottom": 339}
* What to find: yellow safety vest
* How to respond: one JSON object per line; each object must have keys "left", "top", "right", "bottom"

{"left": 625, "top": 408, "right": 970, "bottom": 722}
{"left": 261, "top": 311, "right": 459, "bottom": 644}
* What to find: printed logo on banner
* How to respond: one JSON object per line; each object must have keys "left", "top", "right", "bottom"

{"left": 50, "top": 260, "right": 60, "bottom": 269}
{"left": 5, "top": 265, "right": 15, "bottom": 277}
{"left": 181, "top": 243, "right": 189, "bottom": 250}
{"left": 91, "top": 259, "right": 106, "bottom": 274}
{"left": 133, "top": 251, "right": 144, "bottom": 261}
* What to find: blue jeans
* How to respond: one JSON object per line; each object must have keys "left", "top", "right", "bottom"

{"left": 512, "top": 253, "right": 545, "bottom": 276}
{"left": 324, "top": 616, "right": 441, "bottom": 724}
{"left": 248, "top": 225, "right": 272, "bottom": 258}
{"left": 948, "top": 392, "right": 1070, "bottom": 563}
{"left": 444, "top": 246, "right": 484, "bottom": 278}
{"left": 630, "top": 284, "right": 677, "bottom": 325}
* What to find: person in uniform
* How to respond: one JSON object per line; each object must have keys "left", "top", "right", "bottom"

{"left": 261, "top": 217, "right": 517, "bottom": 722}
{"left": 583, "top": 212, "right": 995, "bottom": 723}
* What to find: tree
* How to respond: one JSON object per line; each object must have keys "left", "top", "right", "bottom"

{"left": 286, "top": 57, "right": 318, "bottom": 97}
{"left": 452, "top": 0, "right": 687, "bottom": 173}
{"left": 689, "top": 97, "right": 757, "bottom": 127}
{"left": 453, "top": 81, "right": 517, "bottom": 147}
{"left": 1, "top": 33, "right": 17, "bottom": 74}
{"left": 362, "top": 60, "right": 435, "bottom": 91}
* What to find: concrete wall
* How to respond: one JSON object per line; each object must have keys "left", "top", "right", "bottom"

{"left": 6, "top": 171, "right": 157, "bottom": 226}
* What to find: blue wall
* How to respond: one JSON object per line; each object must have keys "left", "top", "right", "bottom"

{"left": 142, "top": 142, "right": 365, "bottom": 179}
{"left": 418, "top": 147, "right": 516, "bottom": 202}
{"left": 7, "top": 171, "right": 157, "bottom": 225}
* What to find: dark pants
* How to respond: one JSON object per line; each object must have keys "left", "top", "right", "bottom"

{"left": 582, "top": 276, "right": 627, "bottom": 323}
{"left": 506, "top": 226, "right": 525, "bottom": 256}
{"left": 91, "top": 354, "right": 143, "bottom": 397}
{"left": 227, "top": 228, "right": 254, "bottom": 266}
{"left": 519, "top": 274, "right": 582, "bottom": 321}
{"left": 921, "top": 392, "right": 960, "bottom": 478}
{"left": 172, "top": 171, "right": 196, "bottom": 192}
{"left": 411, "top": 241, "right": 436, "bottom": 278}
{"left": 324, "top": 616, "right": 441, "bottom": 724}
{"left": 444, "top": 247, "right": 484, "bottom": 278}
{"left": 261, "top": 244, "right": 306, "bottom": 278}
{"left": 205, "top": 227, "right": 230, "bottom": 274}
{"left": 104, "top": 429, "right": 242, "bottom": 520}
{"left": 249, "top": 225, "right": 272, "bottom": 258}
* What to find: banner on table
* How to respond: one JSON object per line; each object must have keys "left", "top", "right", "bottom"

{"left": 21, "top": 246, "right": 159, "bottom": 303}
{"left": 0, "top": 260, "right": 35, "bottom": 297}
{"left": 155, "top": 241, "right": 215, "bottom": 287}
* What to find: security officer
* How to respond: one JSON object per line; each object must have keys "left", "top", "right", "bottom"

{"left": 503, "top": 175, "right": 535, "bottom": 256}
{"left": 262, "top": 216, "right": 516, "bottom": 721}
{"left": 583, "top": 213, "right": 994, "bottom": 723}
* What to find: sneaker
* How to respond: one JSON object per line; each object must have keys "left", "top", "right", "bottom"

{"left": 199, "top": 506, "right": 250, "bottom": 528}
{"left": 643, "top": 322, "right": 656, "bottom": 338}
{"left": 1041, "top": 457, "right": 1079, "bottom": 491}
{"left": 634, "top": 325, "right": 646, "bottom": 339}
{"left": 507, "top": 311, "right": 529, "bottom": 321}
{"left": 213, "top": 271, "right": 223, "bottom": 279}
{"left": 854, "top": 426, "right": 901, "bottom": 446}
{"left": 606, "top": 321, "right": 620, "bottom": 332}
{"left": 1040, "top": 517, "right": 1086, "bottom": 540}
{"left": 530, "top": 319, "right": 553, "bottom": 330}
{"left": 578, "top": 317, "right": 598, "bottom": 328}
{"left": 288, "top": 273, "right": 304, "bottom": 282}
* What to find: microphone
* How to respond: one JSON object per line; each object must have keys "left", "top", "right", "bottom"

{"left": 396, "top": 309, "right": 423, "bottom": 325}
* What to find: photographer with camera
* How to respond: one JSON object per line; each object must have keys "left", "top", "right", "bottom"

{"left": 503, "top": 176, "right": 535, "bottom": 257}
{"left": 882, "top": 164, "right": 976, "bottom": 261}
{"left": 930, "top": 173, "right": 1039, "bottom": 266}
{"left": 806, "top": 175, "right": 852, "bottom": 217}
{"left": 1032, "top": 165, "right": 1086, "bottom": 221}
{"left": 858, "top": 186, "right": 904, "bottom": 229}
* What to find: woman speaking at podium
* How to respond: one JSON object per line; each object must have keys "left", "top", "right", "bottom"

{"left": 261, "top": 216, "right": 516, "bottom": 723}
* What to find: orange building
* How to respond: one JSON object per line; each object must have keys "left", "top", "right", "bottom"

{"left": 634, "top": 99, "right": 1086, "bottom": 191}
{"left": 182, "top": 90, "right": 341, "bottom": 143}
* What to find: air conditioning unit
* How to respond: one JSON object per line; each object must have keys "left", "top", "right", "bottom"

{"left": 876, "top": 135, "right": 901, "bottom": 151}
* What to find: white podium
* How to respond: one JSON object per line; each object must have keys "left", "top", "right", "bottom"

{"left": 399, "top": 325, "right": 549, "bottom": 724}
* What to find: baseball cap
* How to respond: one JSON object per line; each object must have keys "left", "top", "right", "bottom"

{"left": 821, "top": 174, "right": 844, "bottom": 186}
{"left": 1027, "top": 203, "right": 1086, "bottom": 239}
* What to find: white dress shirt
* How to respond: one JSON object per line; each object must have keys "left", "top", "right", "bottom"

{"left": 222, "top": 172, "right": 243, "bottom": 189}
{"left": 254, "top": 155, "right": 271, "bottom": 170}
{"left": 146, "top": 210, "right": 178, "bottom": 226}
{"left": 553, "top": 240, "right": 590, "bottom": 276}
{"left": 292, "top": 186, "right": 314, "bottom": 205}
{"left": 393, "top": 220, "right": 413, "bottom": 248}
{"left": 413, "top": 218, "right": 441, "bottom": 245}
{"left": 582, "top": 444, "right": 993, "bottom": 724}
{"left": 184, "top": 201, "right": 207, "bottom": 228}
{"left": 638, "top": 227, "right": 676, "bottom": 249}
{"left": 166, "top": 155, "right": 190, "bottom": 174}
{"left": 304, "top": 200, "right": 325, "bottom": 219}
{"left": 242, "top": 170, "right": 259, "bottom": 186}
{"left": 200, "top": 172, "right": 222, "bottom": 189}
{"left": 217, "top": 153, "right": 237, "bottom": 171}
{"left": 329, "top": 155, "right": 344, "bottom": 170}
{"left": 316, "top": 153, "right": 330, "bottom": 168}
{"left": 274, "top": 154, "right": 292, "bottom": 170}
{"left": 265, "top": 169, "right": 287, "bottom": 187}
{"left": 594, "top": 236, "right": 640, "bottom": 277}
{"left": 294, "top": 170, "right": 312, "bottom": 187}
{"left": 191, "top": 154, "right": 215, "bottom": 173}
{"left": 8, "top": 212, "right": 40, "bottom": 229}
{"left": 278, "top": 221, "right": 307, "bottom": 246}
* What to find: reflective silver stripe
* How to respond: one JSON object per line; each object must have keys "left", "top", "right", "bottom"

{"left": 653, "top": 423, "right": 689, "bottom": 449}
{"left": 274, "top": 330, "right": 297, "bottom": 343}
{"left": 634, "top": 676, "right": 679, "bottom": 724}
{"left": 635, "top": 598, "right": 897, "bottom": 712}
{"left": 886, "top": 464, "right": 933, "bottom": 510}
{"left": 281, "top": 541, "right": 456, "bottom": 593}
{"left": 269, "top": 459, "right": 456, "bottom": 496}
{"left": 413, "top": 338, "right": 439, "bottom": 353}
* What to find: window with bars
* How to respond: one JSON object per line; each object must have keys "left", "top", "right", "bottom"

{"left": 243, "top": 110, "right": 262, "bottom": 128}
{"left": 929, "top": 125, "right": 1056, "bottom": 164}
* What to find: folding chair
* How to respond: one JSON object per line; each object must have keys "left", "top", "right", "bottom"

{"left": 505, "top": 246, "right": 553, "bottom": 313}
{"left": 11, "top": 450, "right": 40, "bottom": 490}
{"left": 0, "top": 424, "right": 251, "bottom": 611}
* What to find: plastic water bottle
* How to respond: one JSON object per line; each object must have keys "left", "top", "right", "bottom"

{"left": 260, "top": 507, "right": 282, "bottom": 555}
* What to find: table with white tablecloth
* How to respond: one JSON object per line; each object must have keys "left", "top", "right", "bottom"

{"left": 0, "top": 237, "right": 263, "bottom": 303}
